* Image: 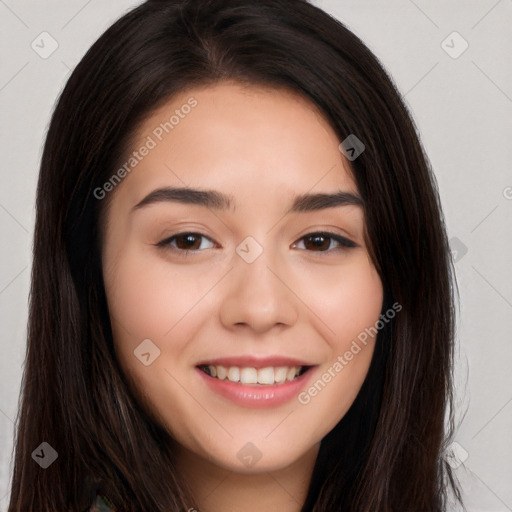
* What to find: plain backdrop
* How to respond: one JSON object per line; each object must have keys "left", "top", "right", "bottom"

{"left": 0, "top": 1, "right": 511, "bottom": 510}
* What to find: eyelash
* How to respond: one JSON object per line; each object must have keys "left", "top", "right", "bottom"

{"left": 155, "top": 231, "right": 357, "bottom": 256}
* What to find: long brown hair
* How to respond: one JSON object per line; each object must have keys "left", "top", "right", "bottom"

{"left": 8, "top": 0, "right": 461, "bottom": 510}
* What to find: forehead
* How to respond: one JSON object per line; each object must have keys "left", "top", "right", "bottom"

{"left": 113, "top": 81, "right": 359, "bottom": 210}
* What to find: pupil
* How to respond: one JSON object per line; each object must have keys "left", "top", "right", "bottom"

{"left": 178, "top": 234, "right": 199, "bottom": 249}
{"left": 309, "top": 235, "right": 328, "bottom": 250}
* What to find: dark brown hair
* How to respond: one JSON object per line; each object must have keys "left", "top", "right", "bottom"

{"left": 8, "top": 0, "right": 461, "bottom": 510}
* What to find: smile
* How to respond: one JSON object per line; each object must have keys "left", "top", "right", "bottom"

{"left": 195, "top": 360, "right": 316, "bottom": 409}
{"left": 198, "top": 364, "right": 309, "bottom": 385}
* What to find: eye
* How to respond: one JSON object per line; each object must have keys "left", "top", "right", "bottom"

{"left": 155, "top": 232, "right": 216, "bottom": 254}
{"left": 293, "top": 231, "right": 356, "bottom": 253}
{"left": 155, "top": 230, "right": 356, "bottom": 256}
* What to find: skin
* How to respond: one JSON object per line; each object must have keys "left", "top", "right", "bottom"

{"left": 101, "top": 81, "right": 383, "bottom": 512}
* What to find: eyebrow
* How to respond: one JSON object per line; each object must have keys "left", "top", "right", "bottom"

{"left": 131, "top": 186, "right": 363, "bottom": 214}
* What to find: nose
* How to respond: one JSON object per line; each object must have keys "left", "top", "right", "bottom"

{"left": 219, "top": 242, "right": 299, "bottom": 334}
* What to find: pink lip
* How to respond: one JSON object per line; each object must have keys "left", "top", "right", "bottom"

{"left": 196, "top": 355, "right": 312, "bottom": 369}
{"left": 195, "top": 365, "right": 317, "bottom": 409}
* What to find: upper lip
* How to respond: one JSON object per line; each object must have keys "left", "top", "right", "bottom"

{"left": 196, "top": 356, "right": 314, "bottom": 369}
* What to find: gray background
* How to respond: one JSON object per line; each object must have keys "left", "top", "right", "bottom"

{"left": 0, "top": 1, "right": 511, "bottom": 510}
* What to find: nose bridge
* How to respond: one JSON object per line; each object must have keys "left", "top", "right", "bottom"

{"left": 235, "top": 233, "right": 282, "bottom": 300}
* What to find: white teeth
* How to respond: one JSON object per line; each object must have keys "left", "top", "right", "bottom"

{"left": 240, "top": 367, "right": 258, "bottom": 384}
{"left": 286, "top": 367, "right": 298, "bottom": 381}
{"left": 203, "top": 364, "right": 304, "bottom": 385}
{"left": 216, "top": 365, "right": 227, "bottom": 380}
{"left": 257, "top": 367, "right": 274, "bottom": 385}
{"left": 227, "top": 366, "right": 240, "bottom": 382}
{"left": 274, "top": 366, "right": 288, "bottom": 383}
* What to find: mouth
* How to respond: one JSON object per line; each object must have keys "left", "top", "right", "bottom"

{"left": 195, "top": 357, "right": 318, "bottom": 408}
{"left": 197, "top": 364, "right": 313, "bottom": 386}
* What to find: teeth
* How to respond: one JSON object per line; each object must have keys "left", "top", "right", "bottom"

{"left": 216, "top": 365, "right": 226, "bottom": 380}
{"left": 257, "top": 367, "right": 274, "bottom": 385}
{"left": 274, "top": 367, "right": 288, "bottom": 383}
{"left": 286, "top": 367, "right": 297, "bottom": 381}
{"left": 240, "top": 367, "right": 258, "bottom": 384}
{"left": 203, "top": 365, "right": 304, "bottom": 385}
{"left": 227, "top": 366, "right": 240, "bottom": 382}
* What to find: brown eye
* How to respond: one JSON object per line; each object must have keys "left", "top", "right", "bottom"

{"left": 294, "top": 232, "right": 356, "bottom": 253}
{"left": 173, "top": 233, "right": 202, "bottom": 250}
{"left": 156, "top": 232, "right": 215, "bottom": 253}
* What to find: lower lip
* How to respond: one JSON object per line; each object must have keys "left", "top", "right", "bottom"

{"left": 196, "top": 367, "right": 316, "bottom": 409}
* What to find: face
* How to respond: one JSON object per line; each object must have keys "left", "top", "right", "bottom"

{"left": 101, "top": 81, "right": 383, "bottom": 474}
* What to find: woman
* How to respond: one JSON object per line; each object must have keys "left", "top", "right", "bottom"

{"left": 8, "top": 0, "right": 462, "bottom": 510}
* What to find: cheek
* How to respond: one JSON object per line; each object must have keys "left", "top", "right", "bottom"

{"left": 102, "top": 246, "right": 206, "bottom": 430}
{"left": 326, "top": 257, "right": 383, "bottom": 378}
{"left": 103, "top": 244, "right": 212, "bottom": 342}
{"left": 297, "top": 252, "right": 383, "bottom": 340}
{"left": 296, "top": 256, "right": 383, "bottom": 427}
{"left": 102, "top": 242, "right": 222, "bottom": 409}
{"left": 333, "top": 261, "right": 383, "bottom": 338}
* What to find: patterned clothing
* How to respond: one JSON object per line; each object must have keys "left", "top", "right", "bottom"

{"left": 88, "top": 492, "right": 116, "bottom": 511}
